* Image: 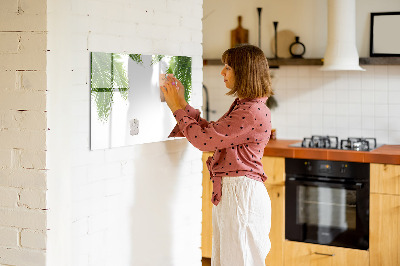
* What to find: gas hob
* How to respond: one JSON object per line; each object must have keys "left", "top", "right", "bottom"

{"left": 289, "top": 135, "right": 382, "bottom": 151}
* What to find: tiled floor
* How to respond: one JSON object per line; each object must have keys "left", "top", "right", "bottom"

{"left": 202, "top": 257, "right": 211, "bottom": 266}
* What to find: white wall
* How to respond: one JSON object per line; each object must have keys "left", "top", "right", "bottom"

{"left": 47, "top": 1, "right": 203, "bottom": 266}
{"left": 271, "top": 65, "right": 400, "bottom": 144}
{"left": 203, "top": 0, "right": 400, "bottom": 58}
{"left": 203, "top": 0, "right": 400, "bottom": 145}
{"left": 0, "top": 0, "right": 48, "bottom": 265}
{"left": 204, "top": 0, "right": 326, "bottom": 59}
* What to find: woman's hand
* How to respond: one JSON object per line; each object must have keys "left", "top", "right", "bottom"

{"left": 173, "top": 77, "right": 187, "bottom": 108}
{"left": 161, "top": 75, "right": 187, "bottom": 113}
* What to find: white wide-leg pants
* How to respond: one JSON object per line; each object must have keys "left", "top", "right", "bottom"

{"left": 211, "top": 176, "right": 271, "bottom": 266}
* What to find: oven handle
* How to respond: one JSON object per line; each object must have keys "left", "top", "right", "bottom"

{"left": 286, "top": 177, "right": 364, "bottom": 189}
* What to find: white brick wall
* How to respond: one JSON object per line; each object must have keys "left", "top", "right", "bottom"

{"left": 3, "top": 0, "right": 203, "bottom": 265}
{"left": 0, "top": 227, "right": 19, "bottom": 247}
{"left": 0, "top": 248, "right": 46, "bottom": 266}
{"left": 47, "top": 1, "right": 203, "bottom": 266}
{"left": 21, "top": 229, "right": 47, "bottom": 250}
{"left": 0, "top": 0, "right": 48, "bottom": 265}
{"left": 0, "top": 187, "right": 19, "bottom": 208}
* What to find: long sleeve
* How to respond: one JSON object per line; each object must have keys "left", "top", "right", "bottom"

{"left": 168, "top": 104, "right": 210, "bottom": 138}
{"left": 172, "top": 105, "right": 257, "bottom": 152}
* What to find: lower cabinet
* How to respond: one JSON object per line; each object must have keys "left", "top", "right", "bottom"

{"left": 369, "top": 163, "right": 400, "bottom": 266}
{"left": 264, "top": 184, "right": 284, "bottom": 266}
{"left": 370, "top": 193, "right": 400, "bottom": 266}
{"left": 262, "top": 156, "right": 285, "bottom": 266}
{"left": 201, "top": 152, "right": 213, "bottom": 258}
{"left": 284, "top": 241, "right": 369, "bottom": 266}
{"left": 202, "top": 155, "right": 395, "bottom": 266}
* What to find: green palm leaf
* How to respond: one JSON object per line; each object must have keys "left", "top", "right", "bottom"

{"left": 91, "top": 52, "right": 129, "bottom": 123}
{"left": 166, "top": 56, "right": 192, "bottom": 102}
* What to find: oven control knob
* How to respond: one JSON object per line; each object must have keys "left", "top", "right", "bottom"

{"left": 340, "top": 164, "right": 347, "bottom": 174}
{"left": 304, "top": 161, "right": 312, "bottom": 171}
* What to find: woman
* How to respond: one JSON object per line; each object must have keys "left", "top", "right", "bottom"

{"left": 161, "top": 44, "right": 273, "bottom": 266}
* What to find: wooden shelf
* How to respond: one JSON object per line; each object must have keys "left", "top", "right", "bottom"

{"left": 359, "top": 57, "right": 400, "bottom": 65}
{"left": 203, "top": 57, "right": 400, "bottom": 67}
{"left": 202, "top": 59, "right": 223, "bottom": 66}
{"left": 203, "top": 58, "right": 323, "bottom": 67}
{"left": 268, "top": 58, "right": 322, "bottom": 67}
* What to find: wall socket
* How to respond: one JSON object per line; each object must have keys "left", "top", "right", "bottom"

{"left": 129, "top": 118, "right": 139, "bottom": 136}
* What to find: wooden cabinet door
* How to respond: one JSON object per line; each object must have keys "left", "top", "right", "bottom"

{"left": 370, "top": 163, "right": 400, "bottom": 195}
{"left": 264, "top": 184, "right": 284, "bottom": 266}
{"left": 370, "top": 193, "right": 400, "bottom": 266}
{"left": 262, "top": 156, "right": 285, "bottom": 186}
{"left": 284, "top": 241, "right": 369, "bottom": 266}
{"left": 201, "top": 152, "right": 213, "bottom": 258}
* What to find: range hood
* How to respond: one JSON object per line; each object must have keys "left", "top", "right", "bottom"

{"left": 320, "top": 0, "right": 365, "bottom": 71}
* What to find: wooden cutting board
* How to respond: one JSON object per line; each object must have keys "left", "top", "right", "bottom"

{"left": 231, "top": 16, "right": 249, "bottom": 48}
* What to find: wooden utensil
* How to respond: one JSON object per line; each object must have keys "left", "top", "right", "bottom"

{"left": 231, "top": 16, "right": 249, "bottom": 48}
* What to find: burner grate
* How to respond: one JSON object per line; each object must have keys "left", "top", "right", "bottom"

{"left": 340, "top": 137, "right": 377, "bottom": 151}
{"left": 301, "top": 135, "right": 339, "bottom": 149}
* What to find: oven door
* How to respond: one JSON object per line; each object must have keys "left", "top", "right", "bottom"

{"left": 285, "top": 177, "right": 369, "bottom": 250}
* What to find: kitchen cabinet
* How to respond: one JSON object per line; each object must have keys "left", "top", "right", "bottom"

{"left": 201, "top": 152, "right": 213, "bottom": 258}
{"left": 370, "top": 163, "right": 400, "bottom": 195}
{"left": 260, "top": 141, "right": 400, "bottom": 266}
{"left": 261, "top": 156, "right": 285, "bottom": 266}
{"left": 284, "top": 241, "right": 369, "bottom": 266}
{"left": 264, "top": 184, "right": 284, "bottom": 266}
{"left": 370, "top": 193, "right": 400, "bottom": 266}
{"left": 261, "top": 156, "right": 285, "bottom": 186}
{"left": 370, "top": 163, "right": 400, "bottom": 266}
{"left": 202, "top": 155, "right": 400, "bottom": 265}
{"left": 201, "top": 154, "right": 286, "bottom": 266}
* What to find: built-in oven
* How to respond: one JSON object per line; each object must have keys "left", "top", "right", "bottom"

{"left": 285, "top": 158, "right": 370, "bottom": 250}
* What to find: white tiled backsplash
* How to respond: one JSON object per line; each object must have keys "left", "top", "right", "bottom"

{"left": 203, "top": 65, "right": 400, "bottom": 145}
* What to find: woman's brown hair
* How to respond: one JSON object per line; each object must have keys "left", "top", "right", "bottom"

{"left": 221, "top": 44, "right": 273, "bottom": 99}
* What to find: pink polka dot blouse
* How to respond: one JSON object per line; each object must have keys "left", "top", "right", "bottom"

{"left": 169, "top": 97, "right": 272, "bottom": 206}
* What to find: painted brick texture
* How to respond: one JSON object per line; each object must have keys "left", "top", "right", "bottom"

{"left": 3, "top": 0, "right": 203, "bottom": 265}
{"left": 0, "top": 0, "right": 48, "bottom": 265}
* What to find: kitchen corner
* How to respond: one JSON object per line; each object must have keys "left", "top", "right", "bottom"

{"left": 202, "top": 0, "right": 400, "bottom": 264}
{"left": 202, "top": 139, "right": 400, "bottom": 265}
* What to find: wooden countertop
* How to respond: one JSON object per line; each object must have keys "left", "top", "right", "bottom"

{"left": 263, "top": 139, "right": 400, "bottom": 165}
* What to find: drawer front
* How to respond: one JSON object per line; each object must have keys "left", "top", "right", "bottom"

{"left": 284, "top": 241, "right": 369, "bottom": 266}
{"left": 370, "top": 163, "right": 400, "bottom": 195}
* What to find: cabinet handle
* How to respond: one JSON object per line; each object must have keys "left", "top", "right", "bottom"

{"left": 314, "top": 252, "right": 335, "bottom": 257}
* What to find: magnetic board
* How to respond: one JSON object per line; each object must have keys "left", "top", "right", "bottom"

{"left": 90, "top": 52, "right": 192, "bottom": 150}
